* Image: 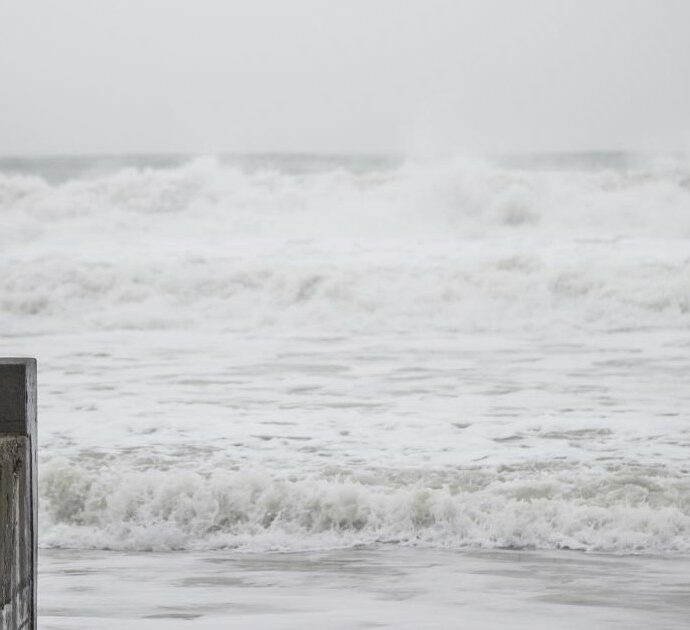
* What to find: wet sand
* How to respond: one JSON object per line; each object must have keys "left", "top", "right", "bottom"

{"left": 39, "top": 547, "right": 690, "bottom": 629}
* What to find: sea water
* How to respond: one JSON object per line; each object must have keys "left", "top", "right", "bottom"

{"left": 1, "top": 153, "right": 689, "bottom": 627}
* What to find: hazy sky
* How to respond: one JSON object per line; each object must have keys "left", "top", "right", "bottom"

{"left": 1, "top": 0, "right": 689, "bottom": 156}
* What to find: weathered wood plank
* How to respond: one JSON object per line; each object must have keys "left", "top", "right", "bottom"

{"left": 0, "top": 437, "right": 32, "bottom": 630}
{"left": 0, "top": 359, "right": 37, "bottom": 630}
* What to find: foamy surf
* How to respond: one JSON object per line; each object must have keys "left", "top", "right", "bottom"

{"left": 1, "top": 155, "right": 689, "bottom": 335}
{"left": 39, "top": 458, "right": 690, "bottom": 553}
{"left": 2, "top": 154, "right": 689, "bottom": 557}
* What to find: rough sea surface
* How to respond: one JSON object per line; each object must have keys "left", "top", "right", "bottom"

{"left": 1, "top": 153, "right": 690, "bottom": 627}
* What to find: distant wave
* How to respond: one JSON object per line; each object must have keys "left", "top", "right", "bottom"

{"left": 1, "top": 156, "right": 689, "bottom": 333}
{"left": 2, "top": 155, "right": 689, "bottom": 229}
{"left": 1, "top": 250, "right": 689, "bottom": 333}
{"left": 39, "top": 457, "right": 690, "bottom": 553}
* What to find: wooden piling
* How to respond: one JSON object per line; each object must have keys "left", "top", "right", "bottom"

{"left": 0, "top": 359, "right": 37, "bottom": 630}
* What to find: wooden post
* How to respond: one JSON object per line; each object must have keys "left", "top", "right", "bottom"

{"left": 0, "top": 359, "right": 37, "bottom": 630}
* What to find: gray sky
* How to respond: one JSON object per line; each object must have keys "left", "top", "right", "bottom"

{"left": 1, "top": 0, "right": 689, "bottom": 156}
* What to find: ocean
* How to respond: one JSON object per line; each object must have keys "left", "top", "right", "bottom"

{"left": 1, "top": 153, "right": 689, "bottom": 628}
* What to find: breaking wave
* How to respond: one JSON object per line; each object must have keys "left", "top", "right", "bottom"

{"left": 39, "top": 458, "right": 690, "bottom": 553}
{"left": 1, "top": 155, "right": 690, "bottom": 333}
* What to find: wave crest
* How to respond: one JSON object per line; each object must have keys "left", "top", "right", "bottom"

{"left": 39, "top": 458, "right": 690, "bottom": 553}
{"left": 2, "top": 156, "right": 689, "bottom": 332}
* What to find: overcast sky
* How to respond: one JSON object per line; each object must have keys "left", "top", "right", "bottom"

{"left": 1, "top": 0, "right": 689, "bottom": 156}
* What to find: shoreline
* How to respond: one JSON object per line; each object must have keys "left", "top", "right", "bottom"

{"left": 39, "top": 546, "right": 690, "bottom": 629}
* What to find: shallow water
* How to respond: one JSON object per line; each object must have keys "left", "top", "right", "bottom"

{"left": 39, "top": 547, "right": 690, "bottom": 629}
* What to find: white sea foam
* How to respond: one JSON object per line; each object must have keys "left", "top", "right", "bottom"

{"left": 39, "top": 457, "right": 690, "bottom": 553}
{"left": 2, "top": 155, "right": 690, "bottom": 554}
{"left": 1, "top": 156, "right": 689, "bottom": 334}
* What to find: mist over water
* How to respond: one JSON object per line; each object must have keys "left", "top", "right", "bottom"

{"left": 2, "top": 153, "right": 690, "bottom": 553}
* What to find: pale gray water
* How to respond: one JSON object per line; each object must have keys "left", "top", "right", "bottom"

{"left": 39, "top": 547, "right": 690, "bottom": 630}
